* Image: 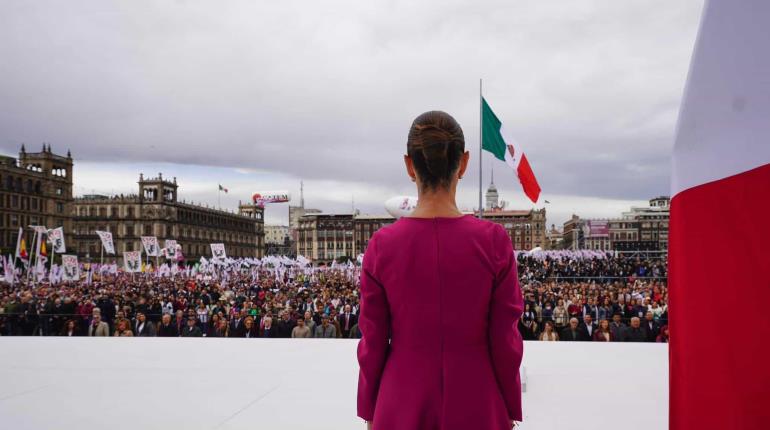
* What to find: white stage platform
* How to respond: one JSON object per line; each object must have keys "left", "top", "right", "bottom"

{"left": 0, "top": 339, "right": 668, "bottom": 430}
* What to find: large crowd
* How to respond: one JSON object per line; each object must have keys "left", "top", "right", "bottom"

{"left": 0, "top": 252, "right": 668, "bottom": 343}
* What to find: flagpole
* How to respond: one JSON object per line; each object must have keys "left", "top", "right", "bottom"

{"left": 12, "top": 229, "right": 20, "bottom": 287}
{"left": 478, "top": 78, "right": 484, "bottom": 219}
{"left": 50, "top": 240, "right": 55, "bottom": 283}
{"left": 27, "top": 229, "right": 37, "bottom": 285}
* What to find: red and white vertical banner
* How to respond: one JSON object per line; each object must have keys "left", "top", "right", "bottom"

{"left": 670, "top": 1, "right": 770, "bottom": 429}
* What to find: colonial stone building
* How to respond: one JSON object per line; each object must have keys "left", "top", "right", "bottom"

{"left": 73, "top": 173, "right": 265, "bottom": 261}
{"left": 474, "top": 208, "right": 548, "bottom": 251}
{"left": 0, "top": 145, "right": 73, "bottom": 254}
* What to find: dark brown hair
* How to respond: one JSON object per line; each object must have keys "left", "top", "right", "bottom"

{"left": 407, "top": 111, "right": 465, "bottom": 191}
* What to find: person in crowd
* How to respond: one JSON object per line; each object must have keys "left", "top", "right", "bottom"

{"left": 291, "top": 316, "right": 312, "bottom": 338}
{"left": 582, "top": 298, "right": 599, "bottom": 321}
{"left": 181, "top": 316, "right": 202, "bottom": 337}
{"left": 303, "top": 310, "right": 317, "bottom": 336}
{"left": 593, "top": 319, "right": 613, "bottom": 342}
{"left": 276, "top": 311, "right": 296, "bottom": 338}
{"left": 134, "top": 311, "right": 156, "bottom": 337}
{"left": 338, "top": 304, "right": 357, "bottom": 338}
{"left": 157, "top": 313, "right": 178, "bottom": 337}
{"left": 260, "top": 315, "right": 277, "bottom": 338}
{"left": 656, "top": 325, "right": 669, "bottom": 343}
{"left": 553, "top": 299, "right": 567, "bottom": 329}
{"left": 315, "top": 314, "right": 337, "bottom": 338}
{"left": 560, "top": 318, "right": 583, "bottom": 342}
{"left": 623, "top": 317, "right": 647, "bottom": 342}
{"left": 329, "top": 309, "right": 343, "bottom": 338}
{"left": 579, "top": 314, "right": 597, "bottom": 340}
{"left": 242, "top": 316, "right": 259, "bottom": 338}
{"left": 196, "top": 301, "right": 210, "bottom": 334}
{"left": 60, "top": 319, "right": 80, "bottom": 337}
{"left": 643, "top": 311, "right": 661, "bottom": 342}
{"left": 88, "top": 310, "right": 109, "bottom": 337}
{"left": 518, "top": 307, "right": 539, "bottom": 341}
{"left": 599, "top": 297, "right": 613, "bottom": 321}
{"left": 610, "top": 313, "right": 627, "bottom": 342}
{"left": 230, "top": 309, "right": 247, "bottom": 338}
{"left": 539, "top": 320, "right": 559, "bottom": 341}
{"left": 207, "top": 314, "right": 220, "bottom": 337}
{"left": 114, "top": 319, "right": 133, "bottom": 337}
{"left": 174, "top": 310, "right": 186, "bottom": 336}
{"left": 349, "top": 322, "right": 362, "bottom": 339}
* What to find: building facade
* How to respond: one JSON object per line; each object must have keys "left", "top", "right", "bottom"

{"left": 0, "top": 145, "right": 73, "bottom": 254}
{"left": 297, "top": 213, "right": 355, "bottom": 263}
{"left": 73, "top": 173, "right": 265, "bottom": 262}
{"left": 475, "top": 208, "right": 547, "bottom": 251}
{"left": 354, "top": 214, "right": 396, "bottom": 255}
{"left": 265, "top": 225, "right": 290, "bottom": 245}
{"left": 563, "top": 197, "right": 670, "bottom": 251}
{"left": 614, "top": 196, "right": 670, "bottom": 251}
{"left": 545, "top": 224, "right": 564, "bottom": 250}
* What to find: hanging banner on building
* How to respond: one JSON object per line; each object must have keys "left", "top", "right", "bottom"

{"left": 164, "top": 240, "right": 178, "bottom": 258}
{"left": 210, "top": 243, "right": 226, "bottom": 260}
{"left": 61, "top": 255, "right": 79, "bottom": 281}
{"left": 141, "top": 236, "right": 160, "bottom": 257}
{"left": 123, "top": 251, "right": 142, "bottom": 272}
{"left": 96, "top": 231, "right": 115, "bottom": 254}
{"left": 584, "top": 220, "right": 610, "bottom": 238}
{"left": 47, "top": 227, "right": 66, "bottom": 253}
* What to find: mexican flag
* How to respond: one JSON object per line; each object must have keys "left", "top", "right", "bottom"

{"left": 482, "top": 97, "right": 541, "bottom": 203}
{"left": 669, "top": 1, "right": 770, "bottom": 429}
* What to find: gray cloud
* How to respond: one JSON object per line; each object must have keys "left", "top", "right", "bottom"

{"left": 0, "top": 0, "right": 703, "bottom": 210}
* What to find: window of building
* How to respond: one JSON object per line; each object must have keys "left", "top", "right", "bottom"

{"left": 56, "top": 187, "right": 63, "bottom": 195}
{"left": 56, "top": 202, "right": 64, "bottom": 213}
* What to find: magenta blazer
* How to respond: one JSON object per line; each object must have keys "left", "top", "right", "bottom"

{"left": 357, "top": 214, "right": 524, "bottom": 429}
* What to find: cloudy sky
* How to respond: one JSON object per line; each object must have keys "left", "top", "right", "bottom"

{"left": 0, "top": 0, "right": 703, "bottom": 226}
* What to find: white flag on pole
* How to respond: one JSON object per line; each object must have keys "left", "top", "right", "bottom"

{"left": 61, "top": 255, "right": 79, "bottom": 281}
{"left": 210, "top": 243, "right": 226, "bottom": 260}
{"left": 164, "top": 240, "right": 177, "bottom": 258}
{"left": 141, "top": 236, "right": 160, "bottom": 257}
{"left": 123, "top": 251, "right": 142, "bottom": 273}
{"left": 48, "top": 227, "right": 66, "bottom": 253}
{"left": 96, "top": 231, "right": 115, "bottom": 254}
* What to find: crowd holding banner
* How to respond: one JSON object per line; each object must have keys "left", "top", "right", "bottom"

{"left": 0, "top": 227, "right": 668, "bottom": 342}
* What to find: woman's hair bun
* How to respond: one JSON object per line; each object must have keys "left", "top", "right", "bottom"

{"left": 407, "top": 111, "right": 465, "bottom": 191}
